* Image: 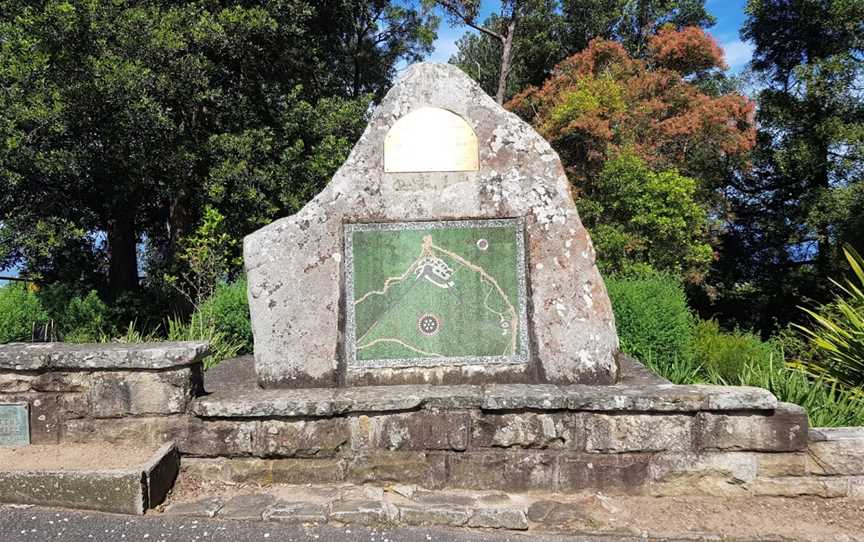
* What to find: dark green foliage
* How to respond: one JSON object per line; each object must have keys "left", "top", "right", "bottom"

{"left": 0, "top": 0, "right": 434, "bottom": 304}
{"left": 0, "top": 283, "right": 49, "bottom": 343}
{"left": 692, "top": 319, "right": 778, "bottom": 382}
{"left": 311, "top": 1, "right": 438, "bottom": 100}
{"left": 448, "top": 0, "right": 716, "bottom": 101}
{"left": 705, "top": 0, "right": 864, "bottom": 333}
{"left": 203, "top": 91, "right": 373, "bottom": 245}
{"left": 58, "top": 291, "right": 110, "bottom": 343}
{"left": 190, "top": 280, "right": 253, "bottom": 355}
{"left": 37, "top": 284, "right": 110, "bottom": 342}
{"left": 448, "top": 5, "right": 564, "bottom": 100}
{"left": 606, "top": 270, "right": 695, "bottom": 369}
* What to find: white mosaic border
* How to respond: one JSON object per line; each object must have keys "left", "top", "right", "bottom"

{"left": 344, "top": 218, "right": 530, "bottom": 369}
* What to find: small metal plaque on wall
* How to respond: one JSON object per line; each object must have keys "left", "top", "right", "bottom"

{"left": 0, "top": 403, "right": 30, "bottom": 446}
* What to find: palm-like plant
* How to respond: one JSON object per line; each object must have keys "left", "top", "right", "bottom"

{"left": 795, "top": 246, "right": 864, "bottom": 388}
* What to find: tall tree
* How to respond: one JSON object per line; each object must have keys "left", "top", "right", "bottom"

{"left": 308, "top": 1, "right": 438, "bottom": 100}
{"left": 447, "top": 0, "right": 715, "bottom": 102}
{"left": 509, "top": 28, "right": 755, "bottom": 279}
{"left": 449, "top": 6, "right": 563, "bottom": 101}
{"left": 706, "top": 0, "right": 863, "bottom": 331}
{"left": 0, "top": 0, "right": 435, "bottom": 300}
{"left": 427, "top": 0, "right": 555, "bottom": 104}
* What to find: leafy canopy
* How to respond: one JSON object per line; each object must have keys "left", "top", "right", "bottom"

{"left": 706, "top": 0, "right": 864, "bottom": 332}
{"left": 0, "top": 0, "right": 435, "bottom": 310}
{"left": 448, "top": 0, "right": 716, "bottom": 102}
{"left": 508, "top": 28, "right": 754, "bottom": 279}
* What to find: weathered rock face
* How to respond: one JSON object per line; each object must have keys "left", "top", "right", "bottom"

{"left": 244, "top": 62, "right": 619, "bottom": 388}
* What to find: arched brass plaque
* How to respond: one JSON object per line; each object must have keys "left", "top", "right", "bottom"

{"left": 384, "top": 107, "right": 479, "bottom": 173}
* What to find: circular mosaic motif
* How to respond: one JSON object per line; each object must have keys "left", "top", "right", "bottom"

{"left": 417, "top": 313, "right": 441, "bottom": 336}
{"left": 476, "top": 238, "right": 489, "bottom": 251}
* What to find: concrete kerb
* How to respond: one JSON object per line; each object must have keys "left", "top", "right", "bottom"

{"left": 0, "top": 442, "right": 180, "bottom": 515}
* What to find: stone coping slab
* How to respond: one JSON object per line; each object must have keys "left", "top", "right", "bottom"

{"left": 809, "top": 426, "right": 864, "bottom": 442}
{"left": 0, "top": 342, "right": 209, "bottom": 371}
{"left": 0, "top": 442, "right": 179, "bottom": 514}
{"left": 192, "top": 383, "right": 778, "bottom": 418}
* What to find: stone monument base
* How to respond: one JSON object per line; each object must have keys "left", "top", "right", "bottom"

{"left": 1, "top": 344, "right": 861, "bottom": 500}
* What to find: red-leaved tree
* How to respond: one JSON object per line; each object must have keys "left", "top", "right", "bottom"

{"left": 508, "top": 27, "right": 756, "bottom": 280}
{"left": 509, "top": 26, "right": 755, "bottom": 192}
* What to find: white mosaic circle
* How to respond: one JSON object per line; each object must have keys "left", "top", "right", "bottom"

{"left": 476, "top": 238, "right": 489, "bottom": 251}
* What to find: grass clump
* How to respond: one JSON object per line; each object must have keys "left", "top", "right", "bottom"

{"left": 166, "top": 316, "right": 244, "bottom": 369}
{"left": 693, "top": 319, "right": 779, "bottom": 382}
{"left": 795, "top": 246, "right": 864, "bottom": 388}
{"left": 102, "top": 279, "right": 249, "bottom": 369}
{"left": 190, "top": 279, "right": 252, "bottom": 354}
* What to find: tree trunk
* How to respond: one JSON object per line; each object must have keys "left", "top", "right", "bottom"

{"left": 495, "top": 18, "right": 517, "bottom": 105}
{"left": 108, "top": 214, "right": 139, "bottom": 297}
{"left": 814, "top": 136, "right": 832, "bottom": 277}
{"left": 635, "top": 0, "right": 651, "bottom": 56}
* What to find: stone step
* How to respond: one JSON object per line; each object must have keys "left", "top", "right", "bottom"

{"left": 0, "top": 442, "right": 179, "bottom": 514}
{"left": 158, "top": 479, "right": 864, "bottom": 539}
{"left": 164, "top": 483, "right": 530, "bottom": 530}
{"left": 192, "top": 382, "right": 779, "bottom": 418}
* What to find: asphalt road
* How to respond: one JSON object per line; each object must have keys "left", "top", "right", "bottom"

{"left": 0, "top": 505, "right": 657, "bottom": 542}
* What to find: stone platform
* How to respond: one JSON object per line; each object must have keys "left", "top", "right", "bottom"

{"left": 1, "top": 344, "right": 862, "bottom": 501}
{"left": 86, "top": 356, "right": 864, "bottom": 497}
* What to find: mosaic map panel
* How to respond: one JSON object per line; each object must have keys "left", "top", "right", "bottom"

{"left": 344, "top": 219, "right": 529, "bottom": 367}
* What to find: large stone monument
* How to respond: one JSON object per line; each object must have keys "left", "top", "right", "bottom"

{"left": 244, "top": 63, "right": 619, "bottom": 388}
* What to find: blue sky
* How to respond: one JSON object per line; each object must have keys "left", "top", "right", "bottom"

{"left": 427, "top": 0, "right": 754, "bottom": 73}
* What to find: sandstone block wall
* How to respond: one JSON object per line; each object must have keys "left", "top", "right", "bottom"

{"left": 0, "top": 343, "right": 206, "bottom": 444}
{"left": 1, "top": 343, "right": 861, "bottom": 499}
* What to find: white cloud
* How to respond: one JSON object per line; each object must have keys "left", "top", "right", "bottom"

{"left": 721, "top": 39, "right": 755, "bottom": 71}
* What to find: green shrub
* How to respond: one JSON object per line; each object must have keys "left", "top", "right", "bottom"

{"left": 771, "top": 325, "right": 825, "bottom": 368}
{"left": 37, "top": 284, "right": 113, "bottom": 342}
{"left": 60, "top": 291, "right": 110, "bottom": 342}
{"left": 0, "top": 283, "right": 48, "bottom": 343}
{"left": 190, "top": 279, "right": 252, "bottom": 354}
{"left": 693, "top": 319, "right": 779, "bottom": 382}
{"left": 607, "top": 267, "right": 864, "bottom": 427}
{"left": 607, "top": 269, "right": 695, "bottom": 374}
